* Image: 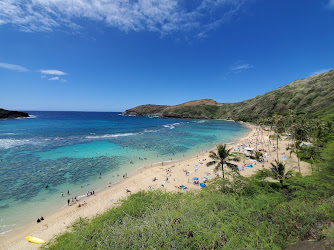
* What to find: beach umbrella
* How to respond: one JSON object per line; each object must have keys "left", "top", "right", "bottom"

{"left": 200, "top": 183, "right": 206, "bottom": 188}
{"left": 192, "top": 177, "right": 199, "bottom": 180}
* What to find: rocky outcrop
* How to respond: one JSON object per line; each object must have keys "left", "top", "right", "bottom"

{"left": 122, "top": 104, "right": 168, "bottom": 117}
{"left": 0, "top": 109, "right": 29, "bottom": 119}
{"left": 123, "top": 99, "right": 220, "bottom": 119}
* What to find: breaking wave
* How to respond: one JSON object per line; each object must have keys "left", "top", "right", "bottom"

{"left": 162, "top": 122, "right": 183, "bottom": 129}
{"left": 85, "top": 133, "right": 138, "bottom": 139}
{"left": 0, "top": 139, "right": 40, "bottom": 149}
{"left": 195, "top": 120, "right": 206, "bottom": 123}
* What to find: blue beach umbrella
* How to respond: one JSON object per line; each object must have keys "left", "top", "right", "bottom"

{"left": 192, "top": 177, "right": 199, "bottom": 181}
{"left": 200, "top": 183, "right": 206, "bottom": 188}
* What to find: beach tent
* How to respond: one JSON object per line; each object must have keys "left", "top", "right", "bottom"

{"left": 200, "top": 183, "right": 206, "bottom": 188}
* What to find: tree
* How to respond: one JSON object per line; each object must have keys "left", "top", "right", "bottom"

{"left": 251, "top": 151, "right": 264, "bottom": 162}
{"left": 311, "top": 118, "right": 326, "bottom": 145}
{"left": 303, "top": 146, "right": 320, "bottom": 172}
{"left": 270, "top": 160, "right": 294, "bottom": 188}
{"left": 285, "top": 140, "right": 302, "bottom": 172}
{"left": 272, "top": 114, "right": 285, "bottom": 160}
{"left": 206, "top": 144, "right": 240, "bottom": 178}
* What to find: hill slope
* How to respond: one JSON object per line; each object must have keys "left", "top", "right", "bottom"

{"left": 123, "top": 69, "right": 334, "bottom": 121}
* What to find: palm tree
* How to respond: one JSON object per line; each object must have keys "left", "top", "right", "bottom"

{"left": 270, "top": 160, "right": 294, "bottom": 188}
{"left": 287, "top": 109, "right": 296, "bottom": 147}
{"left": 311, "top": 118, "right": 325, "bottom": 145}
{"left": 303, "top": 146, "right": 320, "bottom": 172}
{"left": 252, "top": 151, "right": 264, "bottom": 162}
{"left": 206, "top": 144, "right": 240, "bottom": 178}
{"left": 272, "top": 114, "right": 284, "bottom": 160}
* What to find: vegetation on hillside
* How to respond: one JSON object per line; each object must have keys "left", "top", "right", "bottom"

{"left": 123, "top": 69, "right": 334, "bottom": 122}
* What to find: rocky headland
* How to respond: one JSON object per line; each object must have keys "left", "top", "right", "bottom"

{"left": 0, "top": 108, "right": 29, "bottom": 119}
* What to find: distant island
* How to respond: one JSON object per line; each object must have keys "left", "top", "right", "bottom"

{"left": 0, "top": 108, "right": 29, "bottom": 119}
{"left": 123, "top": 69, "right": 334, "bottom": 121}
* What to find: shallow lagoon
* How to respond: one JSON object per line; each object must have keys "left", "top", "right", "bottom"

{"left": 0, "top": 111, "right": 249, "bottom": 234}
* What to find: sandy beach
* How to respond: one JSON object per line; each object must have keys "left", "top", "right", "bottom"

{"left": 1, "top": 123, "right": 310, "bottom": 249}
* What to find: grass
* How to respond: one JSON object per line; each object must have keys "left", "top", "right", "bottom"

{"left": 45, "top": 166, "right": 334, "bottom": 249}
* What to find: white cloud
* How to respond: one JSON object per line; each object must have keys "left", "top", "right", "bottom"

{"left": 48, "top": 76, "right": 60, "bottom": 81}
{"left": 230, "top": 62, "right": 253, "bottom": 73}
{"left": 40, "top": 69, "right": 67, "bottom": 75}
{"left": 0, "top": 0, "right": 248, "bottom": 37}
{"left": 310, "top": 69, "right": 331, "bottom": 76}
{"left": 0, "top": 62, "right": 28, "bottom": 72}
{"left": 231, "top": 64, "right": 252, "bottom": 71}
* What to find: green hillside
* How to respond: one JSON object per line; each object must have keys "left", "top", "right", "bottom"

{"left": 124, "top": 69, "right": 334, "bottom": 121}
{"left": 217, "top": 69, "right": 334, "bottom": 121}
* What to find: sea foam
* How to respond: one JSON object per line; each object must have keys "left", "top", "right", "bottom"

{"left": 163, "top": 122, "right": 183, "bottom": 129}
{"left": 85, "top": 133, "right": 137, "bottom": 139}
{"left": 0, "top": 139, "right": 38, "bottom": 149}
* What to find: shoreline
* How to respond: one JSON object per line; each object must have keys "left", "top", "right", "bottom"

{"left": 1, "top": 123, "right": 310, "bottom": 249}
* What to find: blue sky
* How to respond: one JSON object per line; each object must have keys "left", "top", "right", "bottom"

{"left": 0, "top": 0, "right": 333, "bottom": 112}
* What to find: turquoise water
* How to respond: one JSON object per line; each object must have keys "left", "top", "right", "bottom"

{"left": 0, "top": 111, "right": 249, "bottom": 234}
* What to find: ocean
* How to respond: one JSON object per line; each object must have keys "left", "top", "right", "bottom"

{"left": 0, "top": 111, "right": 249, "bottom": 235}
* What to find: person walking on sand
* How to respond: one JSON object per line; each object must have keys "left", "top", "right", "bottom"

{"left": 68, "top": 198, "right": 70, "bottom": 205}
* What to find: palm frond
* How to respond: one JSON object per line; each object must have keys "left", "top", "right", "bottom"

{"left": 225, "top": 162, "right": 238, "bottom": 171}
{"left": 285, "top": 169, "right": 294, "bottom": 179}
{"left": 206, "top": 161, "right": 217, "bottom": 167}
{"left": 208, "top": 154, "right": 220, "bottom": 161}
{"left": 214, "top": 163, "right": 222, "bottom": 172}
{"left": 228, "top": 156, "right": 240, "bottom": 162}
